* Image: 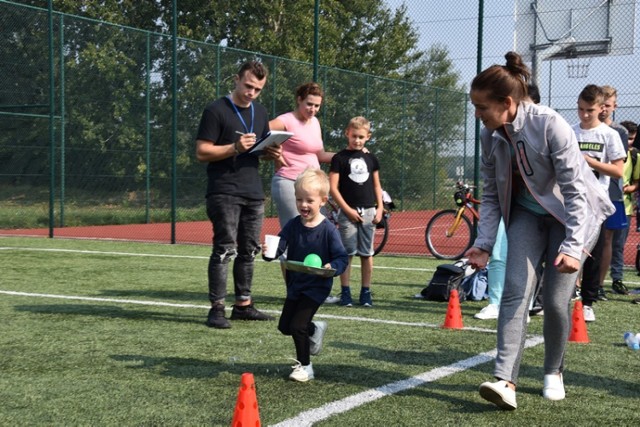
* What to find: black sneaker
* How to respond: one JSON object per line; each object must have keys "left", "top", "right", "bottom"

{"left": 206, "top": 305, "right": 231, "bottom": 329}
{"left": 596, "top": 287, "right": 608, "bottom": 301}
{"left": 611, "top": 280, "right": 629, "bottom": 295}
{"left": 230, "top": 304, "right": 275, "bottom": 321}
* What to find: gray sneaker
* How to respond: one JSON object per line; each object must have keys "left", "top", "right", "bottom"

{"left": 309, "top": 321, "right": 328, "bottom": 355}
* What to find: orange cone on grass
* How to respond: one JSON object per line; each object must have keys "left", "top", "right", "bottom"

{"left": 442, "top": 289, "right": 464, "bottom": 329}
{"left": 231, "top": 372, "right": 261, "bottom": 427}
{"left": 569, "top": 300, "right": 589, "bottom": 343}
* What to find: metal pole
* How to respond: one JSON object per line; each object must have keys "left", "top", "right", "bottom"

{"left": 145, "top": 32, "right": 151, "bottom": 223}
{"left": 473, "top": 0, "right": 484, "bottom": 236}
{"left": 59, "top": 14, "right": 65, "bottom": 227}
{"left": 171, "top": 0, "right": 178, "bottom": 243}
{"left": 48, "top": 0, "right": 55, "bottom": 237}
{"left": 547, "top": 60, "right": 553, "bottom": 108}
{"left": 474, "top": 0, "right": 484, "bottom": 184}
{"left": 313, "top": 0, "right": 319, "bottom": 82}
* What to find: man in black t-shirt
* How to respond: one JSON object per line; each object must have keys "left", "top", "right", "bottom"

{"left": 195, "top": 61, "right": 281, "bottom": 329}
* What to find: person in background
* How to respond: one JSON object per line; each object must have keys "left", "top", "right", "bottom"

{"left": 573, "top": 84, "right": 625, "bottom": 323}
{"left": 195, "top": 60, "right": 281, "bottom": 329}
{"left": 326, "top": 116, "right": 383, "bottom": 307}
{"left": 263, "top": 168, "right": 348, "bottom": 382}
{"left": 466, "top": 52, "right": 613, "bottom": 410}
{"left": 596, "top": 85, "right": 629, "bottom": 301}
{"left": 269, "top": 82, "right": 334, "bottom": 228}
{"left": 609, "top": 120, "right": 640, "bottom": 295}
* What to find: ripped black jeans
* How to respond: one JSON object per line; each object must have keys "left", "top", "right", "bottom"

{"left": 206, "top": 194, "right": 264, "bottom": 305}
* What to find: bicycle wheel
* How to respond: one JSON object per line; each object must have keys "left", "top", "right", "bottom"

{"left": 373, "top": 216, "right": 389, "bottom": 256}
{"left": 425, "top": 209, "right": 473, "bottom": 260}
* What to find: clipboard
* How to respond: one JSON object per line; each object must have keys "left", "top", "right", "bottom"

{"left": 284, "top": 260, "right": 336, "bottom": 278}
{"left": 248, "top": 130, "right": 293, "bottom": 154}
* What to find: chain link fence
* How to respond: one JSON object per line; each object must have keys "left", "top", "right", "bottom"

{"left": 2, "top": 0, "right": 640, "bottom": 264}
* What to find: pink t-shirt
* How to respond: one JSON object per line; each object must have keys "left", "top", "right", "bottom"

{"left": 274, "top": 112, "right": 324, "bottom": 180}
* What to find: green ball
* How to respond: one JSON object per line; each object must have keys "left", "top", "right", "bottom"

{"left": 303, "top": 253, "right": 322, "bottom": 268}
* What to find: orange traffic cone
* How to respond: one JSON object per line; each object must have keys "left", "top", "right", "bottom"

{"left": 231, "top": 372, "right": 261, "bottom": 427}
{"left": 568, "top": 300, "right": 589, "bottom": 343}
{"left": 442, "top": 289, "right": 464, "bottom": 329}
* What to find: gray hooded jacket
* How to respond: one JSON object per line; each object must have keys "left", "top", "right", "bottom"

{"left": 473, "top": 102, "right": 615, "bottom": 260}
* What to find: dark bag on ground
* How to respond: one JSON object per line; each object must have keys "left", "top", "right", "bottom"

{"left": 420, "top": 263, "right": 466, "bottom": 302}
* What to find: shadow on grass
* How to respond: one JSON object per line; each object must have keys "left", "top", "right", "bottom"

{"left": 109, "top": 353, "right": 416, "bottom": 386}
{"left": 98, "top": 289, "right": 205, "bottom": 302}
{"left": 331, "top": 340, "right": 481, "bottom": 366}
{"left": 94, "top": 290, "right": 285, "bottom": 307}
{"left": 14, "top": 303, "right": 204, "bottom": 324}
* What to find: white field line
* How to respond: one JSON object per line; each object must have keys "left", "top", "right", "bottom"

{"left": 271, "top": 336, "right": 545, "bottom": 427}
{"left": 0, "top": 246, "right": 436, "bottom": 272}
{"left": 5, "top": 246, "right": 638, "bottom": 283}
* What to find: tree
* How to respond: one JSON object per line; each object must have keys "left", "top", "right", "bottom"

{"left": 3, "top": 0, "right": 468, "bottom": 219}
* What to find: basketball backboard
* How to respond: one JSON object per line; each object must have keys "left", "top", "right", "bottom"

{"left": 514, "top": 0, "right": 635, "bottom": 62}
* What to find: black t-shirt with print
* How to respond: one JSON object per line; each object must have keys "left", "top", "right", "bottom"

{"left": 330, "top": 149, "right": 380, "bottom": 208}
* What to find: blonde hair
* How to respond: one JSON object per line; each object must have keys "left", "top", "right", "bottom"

{"left": 345, "top": 116, "right": 371, "bottom": 134}
{"left": 294, "top": 168, "right": 329, "bottom": 198}
{"left": 601, "top": 85, "right": 617, "bottom": 99}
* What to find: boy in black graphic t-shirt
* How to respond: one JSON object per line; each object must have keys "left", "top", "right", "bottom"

{"left": 326, "top": 116, "right": 383, "bottom": 307}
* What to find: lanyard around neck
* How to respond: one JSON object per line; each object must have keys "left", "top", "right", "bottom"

{"left": 227, "top": 95, "right": 254, "bottom": 134}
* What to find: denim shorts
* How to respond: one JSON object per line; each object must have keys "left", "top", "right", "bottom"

{"left": 337, "top": 207, "right": 376, "bottom": 256}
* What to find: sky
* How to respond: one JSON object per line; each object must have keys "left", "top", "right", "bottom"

{"left": 384, "top": 0, "right": 640, "bottom": 121}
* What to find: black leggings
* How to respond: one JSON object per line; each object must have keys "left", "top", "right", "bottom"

{"left": 278, "top": 295, "right": 321, "bottom": 365}
{"left": 581, "top": 224, "right": 606, "bottom": 306}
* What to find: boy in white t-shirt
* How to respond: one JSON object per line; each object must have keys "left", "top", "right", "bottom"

{"left": 573, "top": 84, "right": 625, "bottom": 322}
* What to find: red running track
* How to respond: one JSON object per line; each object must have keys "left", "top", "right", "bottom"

{"left": 2, "top": 210, "right": 639, "bottom": 265}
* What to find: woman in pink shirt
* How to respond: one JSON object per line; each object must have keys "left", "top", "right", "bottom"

{"left": 270, "top": 82, "right": 334, "bottom": 227}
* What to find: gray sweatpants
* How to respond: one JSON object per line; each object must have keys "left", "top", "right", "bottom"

{"left": 494, "top": 207, "right": 591, "bottom": 384}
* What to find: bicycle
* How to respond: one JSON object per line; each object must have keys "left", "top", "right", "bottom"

{"left": 425, "top": 181, "right": 480, "bottom": 260}
{"left": 326, "top": 191, "right": 394, "bottom": 256}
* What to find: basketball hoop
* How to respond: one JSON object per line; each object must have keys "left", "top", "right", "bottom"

{"left": 566, "top": 57, "right": 592, "bottom": 79}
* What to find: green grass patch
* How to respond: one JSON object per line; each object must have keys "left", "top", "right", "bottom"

{"left": 1, "top": 236, "right": 639, "bottom": 426}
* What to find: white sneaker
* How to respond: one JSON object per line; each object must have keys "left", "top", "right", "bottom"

{"left": 543, "top": 374, "right": 565, "bottom": 400}
{"left": 479, "top": 380, "right": 517, "bottom": 410}
{"left": 325, "top": 295, "right": 341, "bottom": 304}
{"left": 309, "top": 321, "right": 327, "bottom": 356}
{"left": 474, "top": 304, "right": 499, "bottom": 320}
{"left": 289, "top": 361, "right": 314, "bottom": 382}
{"left": 583, "top": 305, "right": 596, "bottom": 322}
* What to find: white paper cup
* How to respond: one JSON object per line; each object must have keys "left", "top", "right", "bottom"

{"left": 264, "top": 234, "right": 280, "bottom": 258}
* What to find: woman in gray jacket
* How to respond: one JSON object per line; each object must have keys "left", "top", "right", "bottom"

{"left": 465, "top": 51, "right": 614, "bottom": 410}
